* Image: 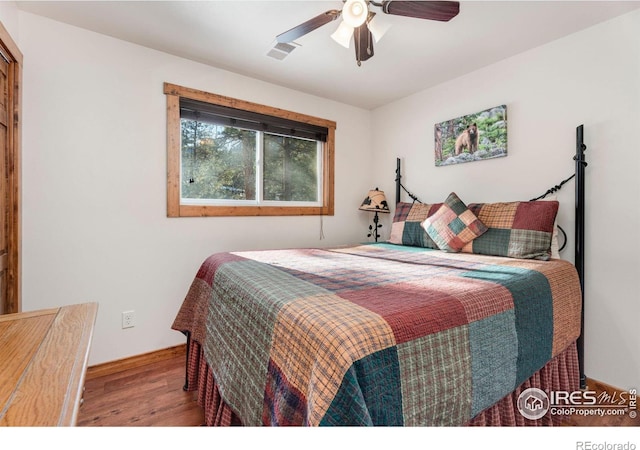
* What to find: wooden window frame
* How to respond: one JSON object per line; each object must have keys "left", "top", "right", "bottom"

{"left": 164, "top": 83, "right": 335, "bottom": 217}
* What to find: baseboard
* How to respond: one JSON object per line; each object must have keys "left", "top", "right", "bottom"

{"left": 86, "top": 344, "right": 186, "bottom": 380}
{"left": 584, "top": 377, "right": 628, "bottom": 395}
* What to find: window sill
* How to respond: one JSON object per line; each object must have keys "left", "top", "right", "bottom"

{"left": 169, "top": 204, "right": 334, "bottom": 217}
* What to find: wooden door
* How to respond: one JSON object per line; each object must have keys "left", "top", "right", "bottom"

{"left": 0, "top": 22, "right": 22, "bottom": 315}
{"left": 0, "top": 53, "right": 7, "bottom": 314}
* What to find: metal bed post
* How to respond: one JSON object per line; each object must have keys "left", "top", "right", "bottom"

{"left": 395, "top": 157, "right": 401, "bottom": 205}
{"left": 575, "top": 124, "right": 587, "bottom": 389}
{"left": 183, "top": 331, "right": 191, "bottom": 391}
{"left": 395, "top": 157, "right": 420, "bottom": 204}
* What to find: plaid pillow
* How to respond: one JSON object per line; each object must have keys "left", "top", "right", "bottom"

{"left": 388, "top": 202, "right": 442, "bottom": 249}
{"left": 462, "top": 200, "right": 559, "bottom": 260}
{"left": 422, "top": 193, "right": 488, "bottom": 252}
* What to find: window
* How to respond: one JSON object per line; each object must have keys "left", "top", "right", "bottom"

{"left": 164, "top": 83, "right": 335, "bottom": 217}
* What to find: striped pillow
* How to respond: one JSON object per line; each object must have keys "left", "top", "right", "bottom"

{"left": 422, "top": 192, "right": 488, "bottom": 252}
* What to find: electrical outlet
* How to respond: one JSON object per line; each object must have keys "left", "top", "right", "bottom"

{"left": 122, "top": 310, "right": 135, "bottom": 329}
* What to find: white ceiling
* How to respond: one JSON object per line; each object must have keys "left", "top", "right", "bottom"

{"left": 16, "top": 0, "right": 640, "bottom": 109}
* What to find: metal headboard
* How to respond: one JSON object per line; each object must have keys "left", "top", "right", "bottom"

{"left": 394, "top": 124, "right": 587, "bottom": 388}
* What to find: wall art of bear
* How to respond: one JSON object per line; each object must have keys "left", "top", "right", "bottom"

{"left": 434, "top": 105, "right": 507, "bottom": 167}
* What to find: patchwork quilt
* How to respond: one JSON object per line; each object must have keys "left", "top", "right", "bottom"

{"left": 171, "top": 243, "right": 582, "bottom": 426}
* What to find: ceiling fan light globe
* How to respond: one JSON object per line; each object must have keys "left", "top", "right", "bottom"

{"left": 367, "top": 15, "right": 390, "bottom": 42}
{"left": 342, "top": 0, "right": 368, "bottom": 28}
{"left": 331, "top": 21, "right": 354, "bottom": 48}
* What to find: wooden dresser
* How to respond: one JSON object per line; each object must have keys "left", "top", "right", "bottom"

{"left": 0, "top": 302, "right": 98, "bottom": 426}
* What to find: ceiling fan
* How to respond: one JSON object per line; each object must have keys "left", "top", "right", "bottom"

{"left": 276, "top": 1, "right": 460, "bottom": 66}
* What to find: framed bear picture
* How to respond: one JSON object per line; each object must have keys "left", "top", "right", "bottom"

{"left": 434, "top": 105, "right": 507, "bottom": 167}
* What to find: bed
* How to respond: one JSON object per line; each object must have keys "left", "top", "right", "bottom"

{"left": 171, "top": 126, "right": 588, "bottom": 426}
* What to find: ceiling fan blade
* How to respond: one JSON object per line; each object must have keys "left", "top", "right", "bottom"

{"left": 381, "top": 1, "right": 460, "bottom": 22}
{"left": 354, "top": 23, "right": 374, "bottom": 66}
{"left": 276, "top": 9, "right": 341, "bottom": 43}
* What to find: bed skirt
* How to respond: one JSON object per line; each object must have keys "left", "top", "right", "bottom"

{"left": 183, "top": 336, "right": 579, "bottom": 426}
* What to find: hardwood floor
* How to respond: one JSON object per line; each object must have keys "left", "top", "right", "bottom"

{"left": 77, "top": 346, "right": 638, "bottom": 427}
{"left": 562, "top": 378, "right": 639, "bottom": 427}
{"left": 78, "top": 346, "right": 203, "bottom": 426}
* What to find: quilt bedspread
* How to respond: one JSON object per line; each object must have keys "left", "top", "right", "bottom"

{"left": 171, "top": 243, "right": 582, "bottom": 426}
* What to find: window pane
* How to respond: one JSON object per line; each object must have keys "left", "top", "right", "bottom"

{"left": 181, "top": 119, "right": 256, "bottom": 200}
{"left": 263, "top": 134, "right": 318, "bottom": 202}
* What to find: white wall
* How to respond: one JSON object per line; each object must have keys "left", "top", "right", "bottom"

{"left": 372, "top": 10, "right": 640, "bottom": 390}
{"left": 14, "top": 11, "right": 372, "bottom": 365}
{"left": 2, "top": 4, "right": 637, "bottom": 390}
{"left": 0, "top": 1, "right": 19, "bottom": 39}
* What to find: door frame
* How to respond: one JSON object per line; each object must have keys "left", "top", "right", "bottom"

{"left": 0, "top": 21, "right": 22, "bottom": 314}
